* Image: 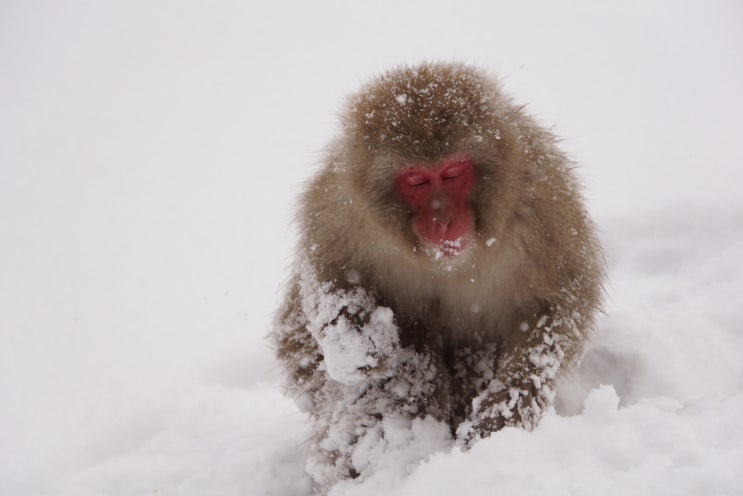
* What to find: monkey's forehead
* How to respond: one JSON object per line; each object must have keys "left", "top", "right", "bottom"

{"left": 341, "top": 63, "right": 506, "bottom": 160}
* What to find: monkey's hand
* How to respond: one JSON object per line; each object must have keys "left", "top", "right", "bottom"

{"left": 298, "top": 260, "right": 401, "bottom": 385}
{"left": 316, "top": 303, "right": 401, "bottom": 385}
{"left": 457, "top": 309, "right": 578, "bottom": 448}
{"left": 455, "top": 377, "right": 549, "bottom": 449}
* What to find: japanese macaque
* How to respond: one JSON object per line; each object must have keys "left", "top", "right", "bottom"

{"left": 272, "top": 62, "right": 604, "bottom": 492}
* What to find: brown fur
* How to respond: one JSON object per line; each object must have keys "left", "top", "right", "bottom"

{"left": 274, "top": 62, "right": 604, "bottom": 489}
{"left": 299, "top": 63, "right": 602, "bottom": 345}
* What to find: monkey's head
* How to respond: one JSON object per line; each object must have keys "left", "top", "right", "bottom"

{"left": 301, "top": 62, "right": 599, "bottom": 334}
{"left": 338, "top": 63, "right": 522, "bottom": 260}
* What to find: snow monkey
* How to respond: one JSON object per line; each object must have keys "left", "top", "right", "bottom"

{"left": 272, "top": 62, "right": 604, "bottom": 491}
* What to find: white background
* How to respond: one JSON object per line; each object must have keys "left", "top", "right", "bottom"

{"left": 2, "top": 1, "right": 742, "bottom": 494}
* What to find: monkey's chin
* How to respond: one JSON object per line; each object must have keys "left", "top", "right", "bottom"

{"left": 421, "top": 236, "right": 471, "bottom": 261}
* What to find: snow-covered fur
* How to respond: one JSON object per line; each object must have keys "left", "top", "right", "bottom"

{"left": 272, "top": 62, "right": 604, "bottom": 494}
{"left": 276, "top": 258, "right": 453, "bottom": 491}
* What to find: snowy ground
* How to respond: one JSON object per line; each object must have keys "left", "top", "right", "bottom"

{"left": 2, "top": 1, "right": 742, "bottom": 495}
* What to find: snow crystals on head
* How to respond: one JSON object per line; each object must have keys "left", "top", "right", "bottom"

{"left": 345, "top": 63, "right": 501, "bottom": 159}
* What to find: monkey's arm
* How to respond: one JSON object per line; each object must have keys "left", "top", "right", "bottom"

{"left": 273, "top": 281, "right": 327, "bottom": 411}
{"left": 457, "top": 307, "right": 582, "bottom": 444}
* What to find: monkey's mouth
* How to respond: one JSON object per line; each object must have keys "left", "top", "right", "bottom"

{"left": 416, "top": 214, "right": 472, "bottom": 257}
{"left": 419, "top": 237, "right": 470, "bottom": 260}
{"left": 418, "top": 230, "right": 471, "bottom": 258}
{"left": 440, "top": 238, "right": 468, "bottom": 256}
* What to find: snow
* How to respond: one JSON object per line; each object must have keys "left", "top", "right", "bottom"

{"left": 2, "top": 1, "right": 743, "bottom": 495}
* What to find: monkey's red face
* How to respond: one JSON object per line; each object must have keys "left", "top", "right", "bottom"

{"left": 395, "top": 157, "right": 476, "bottom": 257}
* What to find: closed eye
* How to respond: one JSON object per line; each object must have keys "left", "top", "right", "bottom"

{"left": 403, "top": 173, "right": 431, "bottom": 187}
{"left": 441, "top": 165, "right": 465, "bottom": 180}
